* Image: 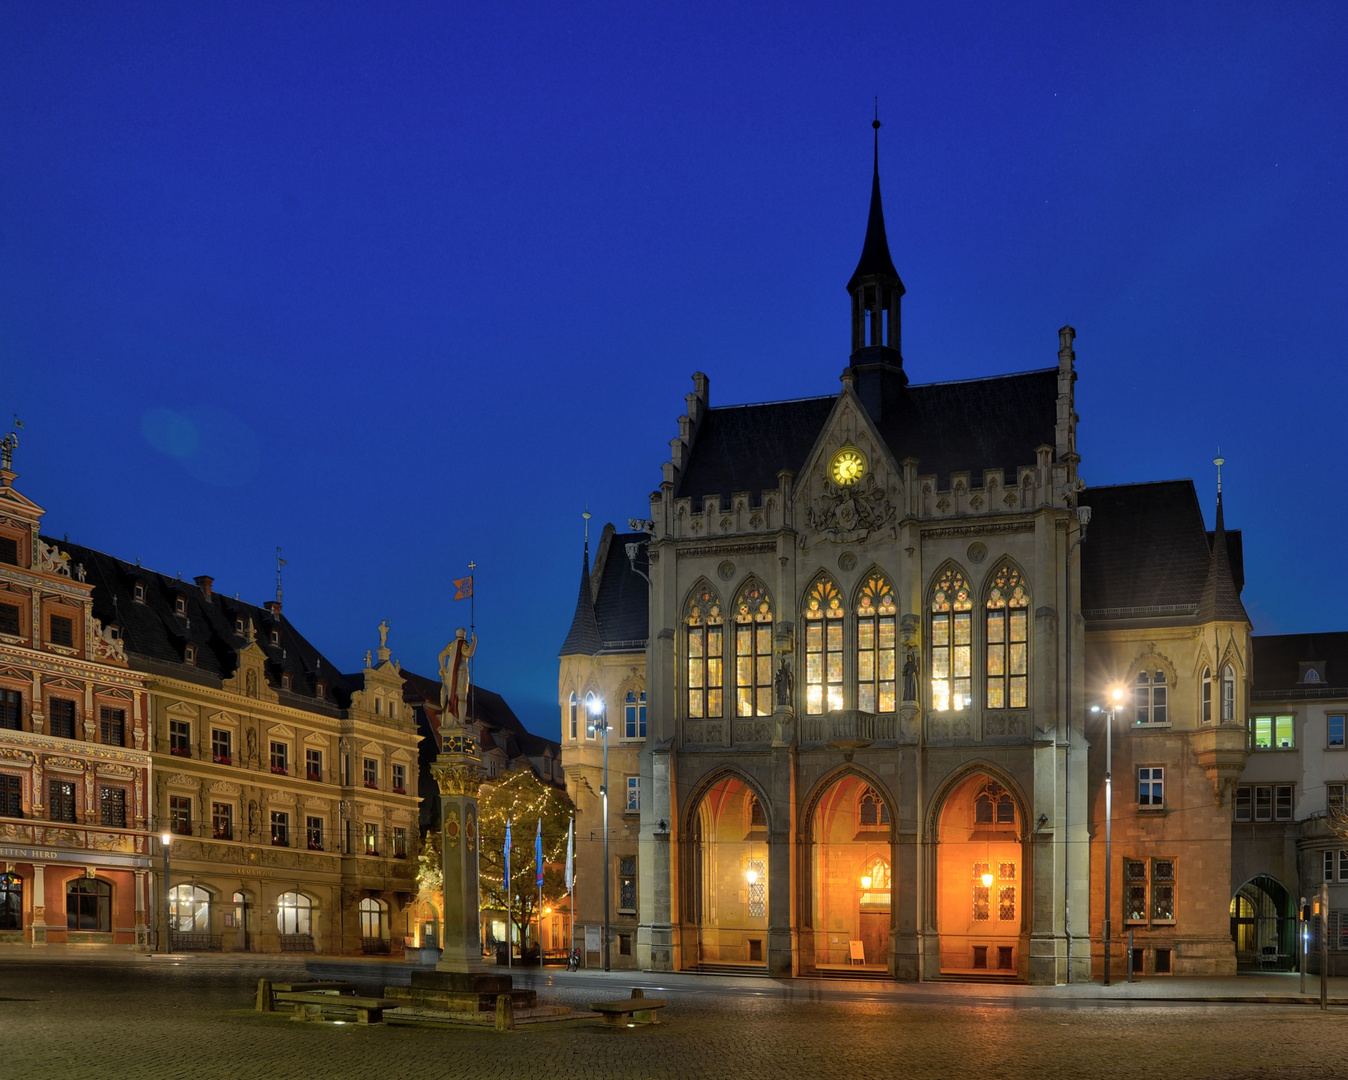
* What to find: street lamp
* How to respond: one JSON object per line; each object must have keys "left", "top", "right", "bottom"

{"left": 587, "top": 697, "right": 611, "bottom": 972}
{"left": 1091, "top": 685, "right": 1124, "bottom": 985}
{"left": 160, "top": 830, "right": 172, "bottom": 953}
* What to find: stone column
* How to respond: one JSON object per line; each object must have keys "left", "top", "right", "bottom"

{"left": 432, "top": 728, "right": 485, "bottom": 975}
{"left": 134, "top": 869, "right": 149, "bottom": 949}
{"left": 30, "top": 863, "right": 47, "bottom": 945}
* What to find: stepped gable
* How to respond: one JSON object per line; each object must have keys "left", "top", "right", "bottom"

{"left": 53, "top": 536, "right": 349, "bottom": 709}
{"left": 1252, "top": 633, "right": 1348, "bottom": 693}
{"left": 592, "top": 528, "right": 649, "bottom": 650}
{"left": 1079, "top": 481, "right": 1244, "bottom": 619}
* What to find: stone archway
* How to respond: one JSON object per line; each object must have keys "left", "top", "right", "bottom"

{"left": 801, "top": 771, "right": 895, "bottom": 973}
{"left": 929, "top": 768, "right": 1029, "bottom": 976}
{"left": 682, "top": 773, "right": 770, "bottom": 968}
{"left": 1231, "top": 875, "right": 1295, "bottom": 971}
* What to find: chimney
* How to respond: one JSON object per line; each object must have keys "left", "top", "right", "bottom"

{"left": 266, "top": 600, "right": 282, "bottom": 617}
{"left": 194, "top": 575, "right": 214, "bottom": 599}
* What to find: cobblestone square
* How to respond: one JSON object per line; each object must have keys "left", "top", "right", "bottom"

{"left": 5, "top": 957, "right": 1348, "bottom": 1079}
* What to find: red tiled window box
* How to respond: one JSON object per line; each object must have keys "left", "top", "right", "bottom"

{"left": 392, "top": 786, "right": 406, "bottom": 795}
{"left": 170, "top": 746, "right": 190, "bottom": 757}
{"left": 307, "top": 772, "right": 321, "bottom": 782}
{"left": 363, "top": 781, "right": 377, "bottom": 790}
{"left": 307, "top": 842, "right": 323, "bottom": 852}
{"left": 213, "top": 754, "right": 232, "bottom": 765}
{"left": 270, "top": 766, "right": 288, "bottom": 776}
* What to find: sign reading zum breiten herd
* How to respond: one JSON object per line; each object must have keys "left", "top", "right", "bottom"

{"left": 0, "top": 846, "right": 61, "bottom": 861}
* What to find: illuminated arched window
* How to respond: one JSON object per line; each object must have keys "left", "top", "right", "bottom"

{"left": 974, "top": 781, "right": 1015, "bottom": 827}
{"left": 168, "top": 883, "right": 211, "bottom": 932}
{"left": 856, "top": 575, "right": 897, "bottom": 713}
{"left": 1221, "top": 664, "right": 1236, "bottom": 722}
{"left": 985, "top": 566, "right": 1029, "bottom": 709}
{"left": 358, "top": 897, "right": 388, "bottom": 940}
{"left": 858, "top": 786, "right": 890, "bottom": 827}
{"left": 276, "top": 891, "right": 312, "bottom": 936}
{"left": 1200, "top": 667, "right": 1212, "bottom": 724}
{"left": 859, "top": 856, "right": 891, "bottom": 911}
{"left": 804, "top": 578, "right": 844, "bottom": 715}
{"left": 930, "top": 568, "right": 972, "bottom": 712}
{"left": 686, "top": 586, "right": 724, "bottom": 719}
{"left": 735, "top": 583, "right": 773, "bottom": 717}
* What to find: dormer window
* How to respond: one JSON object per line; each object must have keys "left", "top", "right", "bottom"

{"left": 270, "top": 630, "right": 280, "bottom": 645}
{"left": 315, "top": 682, "right": 325, "bottom": 698}
{"left": 235, "top": 618, "right": 244, "bottom": 634}
{"left": 185, "top": 645, "right": 196, "bottom": 665}
{"left": 133, "top": 583, "right": 145, "bottom": 604}
{"left": 174, "top": 597, "right": 186, "bottom": 616}
{"left": 281, "top": 673, "right": 292, "bottom": 691}
{"left": 1300, "top": 662, "right": 1325, "bottom": 685}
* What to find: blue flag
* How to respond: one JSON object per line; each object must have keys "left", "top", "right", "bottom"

{"left": 535, "top": 819, "right": 544, "bottom": 887}
{"left": 504, "top": 819, "right": 511, "bottom": 882}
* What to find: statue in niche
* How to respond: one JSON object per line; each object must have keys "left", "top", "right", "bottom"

{"left": 247, "top": 800, "right": 259, "bottom": 837}
{"left": 245, "top": 669, "right": 257, "bottom": 698}
{"left": 902, "top": 647, "right": 918, "bottom": 703}
{"left": 438, "top": 628, "right": 477, "bottom": 723}
{"left": 773, "top": 657, "right": 794, "bottom": 709}
{"left": 246, "top": 727, "right": 257, "bottom": 764}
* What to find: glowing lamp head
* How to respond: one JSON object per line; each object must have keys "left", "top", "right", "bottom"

{"left": 981, "top": 872, "right": 995, "bottom": 888}
{"left": 588, "top": 697, "right": 604, "bottom": 716}
{"left": 745, "top": 868, "right": 759, "bottom": 885}
{"left": 860, "top": 876, "right": 872, "bottom": 890}
{"left": 1111, "top": 686, "right": 1124, "bottom": 704}
{"left": 161, "top": 831, "right": 172, "bottom": 846}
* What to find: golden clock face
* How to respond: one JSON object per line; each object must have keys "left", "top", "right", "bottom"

{"left": 830, "top": 447, "right": 866, "bottom": 487}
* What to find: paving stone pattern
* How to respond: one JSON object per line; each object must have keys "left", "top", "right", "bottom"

{"left": 4, "top": 959, "right": 1348, "bottom": 1079}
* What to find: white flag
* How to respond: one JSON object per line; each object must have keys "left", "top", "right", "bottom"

{"left": 564, "top": 816, "right": 574, "bottom": 891}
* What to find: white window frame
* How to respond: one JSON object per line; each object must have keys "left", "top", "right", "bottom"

{"left": 1138, "top": 766, "right": 1164, "bottom": 809}
{"left": 1330, "top": 714, "right": 1346, "bottom": 750}
{"left": 1134, "top": 670, "right": 1168, "bottom": 725}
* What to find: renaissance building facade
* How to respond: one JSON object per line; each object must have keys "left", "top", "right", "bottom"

{"left": 560, "top": 132, "right": 1252, "bottom": 984}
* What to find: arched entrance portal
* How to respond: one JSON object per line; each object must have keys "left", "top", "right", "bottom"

{"left": 807, "top": 775, "right": 892, "bottom": 972}
{"left": 1231, "top": 875, "right": 1295, "bottom": 971}
{"left": 684, "top": 775, "right": 769, "bottom": 969}
{"left": 935, "top": 772, "right": 1026, "bottom": 975}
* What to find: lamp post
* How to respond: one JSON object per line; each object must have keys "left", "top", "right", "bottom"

{"left": 160, "top": 830, "right": 172, "bottom": 953}
{"left": 1092, "top": 685, "right": 1124, "bottom": 985}
{"left": 587, "top": 697, "right": 611, "bottom": 972}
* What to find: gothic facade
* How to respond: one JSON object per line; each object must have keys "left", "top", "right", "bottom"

{"left": 559, "top": 136, "right": 1251, "bottom": 983}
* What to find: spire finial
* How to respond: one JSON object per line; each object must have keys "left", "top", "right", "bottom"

{"left": 275, "top": 547, "right": 287, "bottom": 604}
{"left": 582, "top": 506, "right": 591, "bottom": 545}
{"left": 1213, "top": 449, "right": 1225, "bottom": 497}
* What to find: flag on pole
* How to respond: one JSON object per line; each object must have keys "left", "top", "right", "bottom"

{"left": 564, "top": 816, "right": 574, "bottom": 892}
{"left": 453, "top": 576, "right": 474, "bottom": 600}
{"left": 504, "top": 818, "right": 512, "bottom": 882}
{"left": 535, "top": 819, "right": 545, "bottom": 887}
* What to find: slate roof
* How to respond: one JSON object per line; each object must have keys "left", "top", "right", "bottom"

{"left": 1252, "top": 633, "right": 1348, "bottom": 694}
{"left": 1078, "top": 481, "right": 1246, "bottom": 622}
{"left": 593, "top": 531, "right": 649, "bottom": 650}
{"left": 52, "top": 537, "right": 350, "bottom": 711}
{"left": 558, "top": 542, "right": 603, "bottom": 657}
{"left": 675, "top": 368, "right": 1060, "bottom": 511}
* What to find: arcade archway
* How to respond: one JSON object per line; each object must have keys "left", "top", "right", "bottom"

{"left": 684, "top": 774, "right": 769, "bottom": 968}
{"left": 1231, "top": 875, "right": 1295, "bottom": 971}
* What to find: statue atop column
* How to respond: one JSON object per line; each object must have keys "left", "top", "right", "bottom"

{"left": 438, "top": 628, "right": 477, "bottom": 724}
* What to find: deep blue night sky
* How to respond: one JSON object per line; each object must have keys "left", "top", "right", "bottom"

{"left": 2, "top": 3, "right": 1344, "bottom": 735}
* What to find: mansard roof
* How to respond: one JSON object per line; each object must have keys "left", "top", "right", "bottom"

{"left": 675, "top": 368, "right": 1059, "bottom": 511}
{"left": 1079, "top": 481, "right": 1245, "bottom": 623}
{"left": 52, "top": 536, "right": 350, "bottom": 711}
{"left": 1252, "top": 632, "right": 1348, "bottom": 695}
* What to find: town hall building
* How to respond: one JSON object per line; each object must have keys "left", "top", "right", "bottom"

{"left": 559, "top": 126, "right": 1252, "bottom": 985}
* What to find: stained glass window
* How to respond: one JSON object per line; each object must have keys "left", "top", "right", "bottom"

{"left": 985, "top": 566, "right": 1029, "bottom": 709}
{"left": 804, "top": 578, "right": 844, "bottom": 715}
{"left": 686, "top": 586, "right": 724, "bottom": 719}
{"left": 999, "top": 886, "right": 1016, "bottom": 922}
{"left": 747, "top": 858, "right": 766, "bottom": 919}
{"left": 930, "top": 568, "right": 972, "bottom": 712}
{"left": 1125, "top": 859, "right": 1149, "bottom": 923}
{"left": 735, "top": 583, "right": 773, "bottom": 717}
{"left": 856, "top": 575, "right": 897, "bottom": 713}
{"left": 972, "top": 863, "right": 990, "bottom": 921}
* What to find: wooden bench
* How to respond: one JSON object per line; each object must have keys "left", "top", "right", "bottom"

{"left": 257, "top": 979, "right": 358, "bottom": 1012}
{"left": 588, "top": 989, "right": 668, "bottom": 1027}
{"left": 276, "top": 990, "right": 399, "bottom": 1025}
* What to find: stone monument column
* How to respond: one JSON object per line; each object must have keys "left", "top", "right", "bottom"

{"left": 432, "top": 729, "right": 486, "bottom": 975}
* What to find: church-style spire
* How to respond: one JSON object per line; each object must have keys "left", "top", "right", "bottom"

{"left": 1198, "top": 453, "right": 1248, "bottom": 624}
{"left": 559, "top": 532, "right": 603, "bottom": 657}
{"left": 845, "top": 113, "right": 907, "bottom": 415}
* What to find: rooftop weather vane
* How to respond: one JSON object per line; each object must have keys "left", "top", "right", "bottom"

{"left": 276, "top": 547, "right": 287, "bottom": 605}
{"left": 1214, "top": 448, "right": 1225, "bottom": 495}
